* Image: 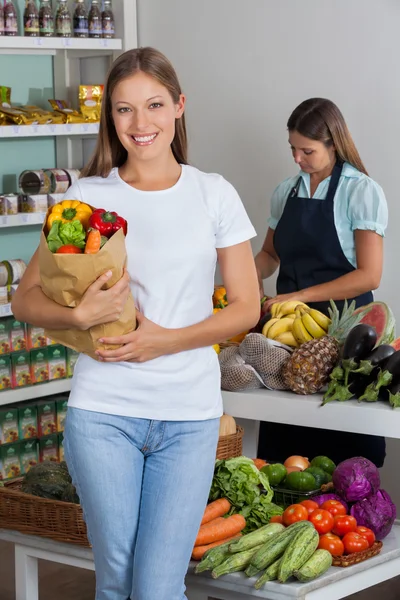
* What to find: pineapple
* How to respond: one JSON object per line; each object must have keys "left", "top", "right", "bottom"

{"left": 282, "top": 300, "right": 361, "bottom": 395}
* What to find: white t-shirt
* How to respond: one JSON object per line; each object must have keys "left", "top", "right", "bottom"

{"left": 64, "top": 165, "right": 256, "bottom": 421}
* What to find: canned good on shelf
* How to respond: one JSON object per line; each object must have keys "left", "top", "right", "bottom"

{"left": 3, "top": 260, "right": 27, "bottom": 285}
{"left": 0, "top": 196, "right": 6, "bottom": 217}
{"left": 64, "top": 168, "right": 81, "bottom": 186}
{"left": 0, "top": 264, "right": 8, "bottom": 287}
{"left": 4, "top": 194, "right": 18, "bottom": 216}
{"left": 44, "top": 169, "right": 70, "bottom": 194}
{"left": 19, "top": 170, "right": 51, "bottom": 195}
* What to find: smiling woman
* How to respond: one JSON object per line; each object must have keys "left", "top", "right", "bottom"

{"left": 11, "top": 47, "right": 260, "bottom": 600}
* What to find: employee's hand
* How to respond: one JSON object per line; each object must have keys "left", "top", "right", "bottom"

{"left": 95, "top": 311, "right": 175, "bottom": 363}
{"left": 263, "top": 291, "right": 305, "bottom": 313}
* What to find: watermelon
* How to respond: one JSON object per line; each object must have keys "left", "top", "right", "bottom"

{"left": 354, "top": 301, "right": 396, "bottom": 345}
{"left": 391, "top": 337, "right": 400, "bottom": 351}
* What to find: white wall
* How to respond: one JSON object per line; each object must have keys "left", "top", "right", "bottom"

{"left": 137, "top": 0, "right": 400, "bottom": 502}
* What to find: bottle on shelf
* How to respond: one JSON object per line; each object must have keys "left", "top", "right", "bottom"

{"left": 55, "top": 0, "right": 72, "bottom": 38}
{"left": 24, "top": 0, "right": 40, "bottom": 37}
{"left": 0, "top": 3, "right": 4, "bottom": 37}
{"left": 39, "top": 0, "right": 54, "bottom": 37}
{"left": 102, "top": 0, "right": 115, "bottom": 39}
{"left": 73, "top": 0, "right": 88, "bottom": 38}
{"left": 88, "top": 0, "right": 101, "bottom": 39}
{"left": 4, "top": 0, "right": 18, "bottom": 36}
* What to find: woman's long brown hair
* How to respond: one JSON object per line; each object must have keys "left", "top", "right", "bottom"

{"left": 287, "top": 98, "right": 368, "bottom": 176}
{"left": 82, "top": 47, "right": 188, "bottom": 178}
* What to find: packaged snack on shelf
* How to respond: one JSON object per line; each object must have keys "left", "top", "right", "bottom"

{"left": 3, "top": 260, "right": 27, "bottom": 285}
{"left": 47, "top": 193, "right": 64, "bottom": 207}
{"left": 37, "top": 400, "right": 56, "bottom": 437}
{"left": 46, "top": 336, "right": 57, "bottom": 346}
{"left": 79, "top": 84, "right": 104, "bottom": 121}
{"left": 58, "top": 432, "right": 64, "bottom": 462}
{"left": 18, "top": 194, "right": 48, "bottom": 214}
{"left": 0, "top": 106, "right": 38, "bottom": 125}
{"left": 19, "top": 105, "right": 53, "bottom": 125}
{"left": 0, "top": 287, "right": 8, "bottom": 306}
{"left": 27, "top": 324, "right": 47, "bottom": 349}
{"left": 11, "top": 352, "right": 31, "bottom": 388}
{"left": 0, "top": 86, "right": 11, "bottom": 109}
{"left": 18, "top": 404, "right": 38, "bottom": 439}
{"left": 0, "top": 408, "right": 19, "bottom": 444}
{"left": 19, "top": 170, "right": 52, "bottom": 195}
{"left": 20, "top": 439, "right": 39, "bottom": 474}
{"left": 66, "top": 347, "right": 79, "bottom": 377}
{"left": 56, "top": 396, "right": 68, "bottom": 432}
{"left": 4, "top": 194, "right": 18, "bottom": 215}
{"left": 0, "top": 443, "right": 22, "bottom": 480}
{"left": 0, "top": 196, "right": 6, "bottom": 216}
{"left": 0, "top": 355, "right": 12, "bottom": 390}
{"left": 10, "top": 318, "right": 27, "bottom": 352}
{"left": 30, "top": 347, "right": 49, "bottom": 384}
{"left": 48, "top": 99, "right": 86, "bottom": 123}
{"left": 39, "top": 433, "right": 59, "bottom": 462}
{"left": 48, "top": 345, "right": 67, "bottom": 380}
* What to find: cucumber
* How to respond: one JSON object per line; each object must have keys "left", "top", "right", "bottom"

{"left": 229, "top": 523, "right": 285, "bottom": 553}
{"left": 211, "top": 545, "right": 263, "bottom": 579}
{"left": 278, "top": 526, "right": 319, "bottom": 583}
{"left": 294, "top": 549, "right": 332, "bottom": 582}
{"left": 245, "top": 521, "right": 312, "bottom": 577}
{"left": 254, "top": 558, "right": 282, "bottom": 589}
{"left": 195, "top": 538, "right": 236, "bottom": 573}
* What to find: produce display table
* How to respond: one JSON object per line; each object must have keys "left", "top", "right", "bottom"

{"left": 1, "top": 525, "right": 400, "bottom": 600}
{"left": 222, "top": 389, "right": 400, "bottom": 458}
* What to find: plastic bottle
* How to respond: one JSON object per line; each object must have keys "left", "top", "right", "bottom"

{"left": 0, "top": 4, "right": 5, "bottom": 36}
{"left": 4, "top": 0, "right": 18, "bottom": 36}
{"left": 55, "top": 0, "right": 72, "bottom": 37}
{"left": 39, "top": 0, "right": 54, "bottom": 37}
{"left": 102, "top": 0, "right": 114, "bottom": 39}
{"left": 73, "top": 0, "right": 88, "bottom": 38}
{"left": 88, "top": 0, "right": 101, "bottom": 38}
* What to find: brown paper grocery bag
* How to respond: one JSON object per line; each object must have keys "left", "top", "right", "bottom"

{"left": 39, "top": 214, "right": 136, "bottom": 361}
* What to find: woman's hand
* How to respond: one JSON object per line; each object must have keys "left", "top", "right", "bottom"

{"left": 95, "top": 311, "right": 176, "bottom": 362}
{"left": 74, "top": 270, "right": 131, "bottom": 330}
{"left": 263, "top": 291, "right": 305, "bottom": 313}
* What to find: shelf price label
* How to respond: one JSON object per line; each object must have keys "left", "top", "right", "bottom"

{"left": 62, "top": 38, "right": 72, "bottom": 48}
{"left": 34, "top": 38, "right": 44, "bottom": 46}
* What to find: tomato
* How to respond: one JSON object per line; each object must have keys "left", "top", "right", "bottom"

{"left": 270, "top": 515, "right": 284, "bottom": 525}
{"left": 318, "top": 533, "right": 344, "bottom": 556}
{"left": 308, "top": 509, "right": 335, "bottom": 534}
{"left": 282, "top": 504, "right": 309, "bottom": 526}
{"left": 300, "top": 500, "right": 319, "bottom": 515}
{"left": 320, "top": 499, "right": 347, "bottom": 517}
{"left": 56, "top": 245, "right": 83, "bottom": 254}
{"left": 343, "top": 532, "right": 369, "bottom": 554}
{"left": 332, "top": 515, "right": 357, "bottom": 537}
{"left": 355, "top": 526, "right": 376, "bottom": 548}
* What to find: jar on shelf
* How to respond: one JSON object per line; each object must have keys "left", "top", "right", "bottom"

{"left": 39, "top": 0, "right": 54, "bottom": 37}
{"left": 102, "top": 0, "right": 114, "bottom": 39}
{"left": 73, "top": 0, "right": 88, "bottom": 38}
{"left": 88, "top": 0, "right": 101, "bottom": 38}
{"left": 0, "top": 3, "right": 4, "bottom": 37}
{"left": 55, "top": 0, "right": 72, "bottom": 37}
{"left": 24, "top": 0, "right": 40, "bottom": 37}
{"left": 4, "top": 0, "right": 18, "bottom": 36}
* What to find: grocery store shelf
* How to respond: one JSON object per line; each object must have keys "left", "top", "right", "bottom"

{"left": 0, "top": 122, "right": 99, "bottom": 139}
{"left": 0, "top": 304, "right": 12, "bottom": 318}
{"left": 223, "top": 388, "right": 400, "bottom": 440}
{"left": 0, "top": 213, "right": 46, "bottom": 228}
{"left": 0, "top": 379, "right": 71, "bottom": 406}
{"left": 0, "top": 36, "right": 122, "bottom": 52}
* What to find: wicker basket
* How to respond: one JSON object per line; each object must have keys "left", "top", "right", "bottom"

{"left": 332, "top": 541, "right": 383, "bottom": 567}
{"left": 216, "top": 426, "right": 244, "bottom": 460}
{"left": 0, "top": 479, "right": 90, "bottom": 547}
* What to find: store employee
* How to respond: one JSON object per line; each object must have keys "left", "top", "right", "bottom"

{"left": 255, "top": 97, "right": 388, "bottom": 467}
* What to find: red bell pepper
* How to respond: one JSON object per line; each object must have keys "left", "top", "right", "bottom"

{"left": 88, "top": 208, "right": 127, "bottom": 238}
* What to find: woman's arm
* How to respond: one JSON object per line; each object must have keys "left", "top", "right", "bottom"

{"left": 265, "top": 230, "right": 382, "bottom": 309}
{"left": 96, "top": 240, "right": 261, "bottom": 362}
{"left": 255, "top": 228, "right": 280, "bottom": 292}
{"left": 11, "top": 249, "right": 131, "bottom": 331}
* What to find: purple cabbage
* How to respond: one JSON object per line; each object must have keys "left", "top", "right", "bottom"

{"left": 313, "top": 493, "right": 349, "bottom": 512}
{"left": 350, "top": 489, "right": 396, "bottom": 540}
{"left": 332, "top": 457, "right": 380, "bottom": 502}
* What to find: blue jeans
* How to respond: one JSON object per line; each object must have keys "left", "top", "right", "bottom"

{"left": 64, "top": 408, "right": 219, "bottom": 600}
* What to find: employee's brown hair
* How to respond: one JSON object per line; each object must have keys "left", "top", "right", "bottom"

{"left": 82, "top": 47, "right": 188, "bottom": 178}
{"left": 287, "top": 98, "right": 368, "bottom": 175}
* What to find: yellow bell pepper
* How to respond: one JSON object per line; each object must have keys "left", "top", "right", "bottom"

{"left": 213, "top": 286, "right": 228, "bottom": 308}
{"left": 213, "top": 344, "right": 220, "bottom": 354}
{"left": 47, "top": 200, "right": 93, "bottom": 230}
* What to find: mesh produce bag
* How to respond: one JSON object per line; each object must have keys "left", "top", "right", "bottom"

{"left": 239, "top": 333, "right": 290, "bottom": 390}
{"left": 219, "top": 346, "right": 264, "bottom": 392}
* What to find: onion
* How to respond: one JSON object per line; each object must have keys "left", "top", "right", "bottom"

{"left": 285, "top": 466, "right": 303, "bottom": 474}
{"left": 284, "top": 455, "right": 310, "bottom": 470}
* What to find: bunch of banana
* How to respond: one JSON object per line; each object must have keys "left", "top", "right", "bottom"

{"left": 262, "top": 300, "right": 331, "bottom": 347}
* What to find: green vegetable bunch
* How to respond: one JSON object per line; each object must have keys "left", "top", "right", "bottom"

{"left": 47, "top": 220, "right": 87, "bottom": 253}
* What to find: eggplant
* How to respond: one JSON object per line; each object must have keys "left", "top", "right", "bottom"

{"left": 388, "top": 380, "right": 400, "bottom": 408}
{"left": 342, "top": 324, "right": 378, "bottom": 361}
{"left": 350, "top": 344, "right": 395, "bottom": 376}
{"left": 359, "top": 350, "right": 400, "bottom": 403}
{"left": 348, "top": 372, "right": 376, "bottom": 399}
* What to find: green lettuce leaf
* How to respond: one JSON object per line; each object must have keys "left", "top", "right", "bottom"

{"left": 59, "top": 220, "right": 86, "bottom": 249}
{"left": 239, "top": 497, "right": 283, "bottom": 533}
{"left": 47, "top": 221, "right": 63, "bottom": 253}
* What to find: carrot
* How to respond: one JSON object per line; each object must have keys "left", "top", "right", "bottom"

{"left": 194, "top": 514, "right": 246, "bottom": 547}
{"left": 84, "top": 228, "right": 101, "bottom": 254}
{"left": 191, "top": 533, "right": 242, "bottom": 561}
{"left": 201, "top": 498, "right": 231, "bottom": 526}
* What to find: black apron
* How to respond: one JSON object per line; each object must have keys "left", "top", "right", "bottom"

{"left": 257, "top": 161, "right": 386, "bottom": 467}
